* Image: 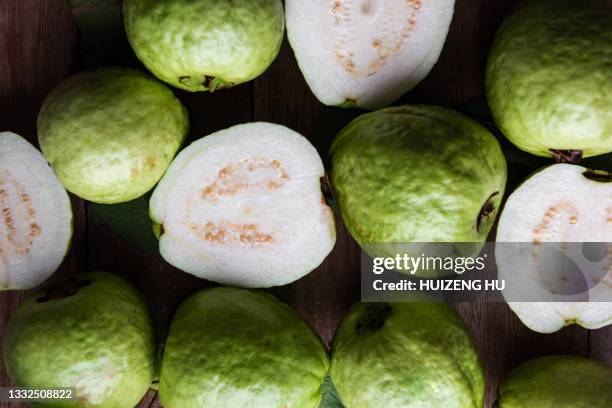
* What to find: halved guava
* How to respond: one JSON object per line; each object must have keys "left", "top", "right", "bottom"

{"left": 286, "top": 0, "right": 455, "bottom": 109}
{"left": 150, "top": 122, "right": 336, "bottom": 287}
{"left": 496, "top": 164, "right": 612, "bottom": 333}
{"left": 0, "top": 132, "right": 72, "bottom": 290}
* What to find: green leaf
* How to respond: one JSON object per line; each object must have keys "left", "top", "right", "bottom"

{"left": 90, "top": 194, "right": 158, "bottom": 253}
{"left": 71, "top": 0, "right": 124, "bottom": 66}
{"left": 318, "top": 373, "right": 344, "bottom": 408}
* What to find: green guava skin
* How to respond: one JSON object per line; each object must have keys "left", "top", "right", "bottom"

{"left": 37, "top": 67, "right": 188, "bottom": 204}
{"left": 497, "top": 356, "right": 612, "bottom": 407}
{"left": 486, "top": 0, "right": 612, "bottom": 158}
{"left": 330, "top": 105, "right": 507, "bottom": 269}
{"left": 159, "top": 287, "right": 329, "bottom": 408}
{"left": 331, "top": 302, "right": 484, "bottom": 408}
{"left": 3, "top": 272, "right": 156, "bottom": 408}
{"left": 123, "top": 0, "right": 284, "bottom": 92}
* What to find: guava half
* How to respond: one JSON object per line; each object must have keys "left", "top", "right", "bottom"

{"left": 496, "top": 164, "right": 612, "bottom": 333}
{"left": 286, "top": 0, "right": 455, "bottom": 109}
{"left": 150, "top": 122, "right": 335, "bottom": 287}
{"left": 4, "top": 272, "right": 156, "bottom": 408}
{"left": 486, "top": 0, "right": 612, "bottom": 159}
{"left": 330, "top": 105, "right": 507, "bottom": 276}
{"left": 330, "top": 302, "right": 484, "bottom": 408}
{"left": 0, "top": 132, "right": 72, "bottom": 290}
{"left": 159, "top": 287, "right": 329, "bottom": 408}
{"left": 37, "top": 67, "right": 189, "bottom": 204}
{"left": 123, "top": 0, "right": 285, "bottom": 92}
{"left": 497, "top": 356, "right": 612, "bottom": 408}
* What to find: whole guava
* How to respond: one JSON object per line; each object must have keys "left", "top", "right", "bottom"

{"left": 497, "top": 356, "right": 612, "bottom": 407}
{"left": 159, "top": 287, "right": 329, "bottom": 408}
{"left": 123, "top": 0, "right": 284, "bottom": 92}
{"left": 330, "top": 302, "right": 484, "bottom": 408}
{"left": 4, "top": 272, "right": 156, "bottom": 408}
{"left": 37, "top": 67, "right": 188, "bottom": 204}
{"left": 486, "top": 0, "right": 612, "bottom": 160}
{"left": 330, "top": 105, "right": 507, "bottom": 275}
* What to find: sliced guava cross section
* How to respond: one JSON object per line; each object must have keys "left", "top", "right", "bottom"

{"left": 286, "top": 0, "right": 455, "bottom": 109}
{"left": 0, "top": 132, "right": 72, "bottom": 290}
{"left": 496, "top": 164, "right": 612, "bottom": 333}
{"left": 150, "top": 122, "right": 336, "bottom": 287}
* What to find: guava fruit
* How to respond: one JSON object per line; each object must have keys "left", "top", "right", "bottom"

{"left": 497, "top": 355, "right": 612, "bottom": 407}
{"left": 4, "top": 272, "right": 156, "bottom": 408}
{"left": 123, "top": 0, "right": 284, "bottom": 92}
{"left": 486, "top": 0, "right": 612, "bottom": 160}
{"left": 286, "top": 0, "right": 455, "bottom": 109}
{"left": 330, "top": 105, "right": 506, "bottom": 275}
{"left": 150, "top": 122, "right": 335, "bottom": 287}
{"left": 159, "top": 287, "right": 329, "bottom": 408}
{"left": 37, "top": 67, "right": 188, "bottom": 204}
{"left": 496, "top": 164, "right": 612, "bottom": 333}
{"left": 0, "top": 132, "right": 72, "bottom": 290}
{"left": 330, "top": 302, "right": 484, "bottom": 408}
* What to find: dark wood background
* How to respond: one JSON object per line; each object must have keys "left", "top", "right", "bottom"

{"left": 1, "top": 1, "right": 610, "bottom": 407}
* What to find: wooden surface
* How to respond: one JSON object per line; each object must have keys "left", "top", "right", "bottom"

{"left": 1, "top": 1, "right": 611, "bottom": 407}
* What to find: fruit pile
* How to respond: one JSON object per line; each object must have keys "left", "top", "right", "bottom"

{"left": 0, "top": 0, "right": 611, "bottom": 407}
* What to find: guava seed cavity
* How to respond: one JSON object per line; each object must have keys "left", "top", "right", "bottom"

{"left": 201, "top": 158, "right": 289, "bottom": 203}
{"left": 332, "top": 0, "right": 420, "bottom": 76}
{"left": 0, "top": 176, "right": 40, "bottom": 258}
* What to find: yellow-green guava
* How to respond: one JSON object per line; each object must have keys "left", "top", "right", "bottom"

{"left": 123, "top": 0, "right": 284, "bottom": 92}
{"left": 497, "top": 356, "right": 612, "bottom": 407}
{"left": 37, "top": 67, "right": 188, "bottom": 204}
{"left": 486, "top": 0, "right": 612, "bottom": 160}
{"left": 4, "top": 272, "right": 156, "bottom": 408}
{"left": 330, "top": 302, "right": 484, "bottom": 408}
{"left": 330, "top": 105, "right": 507, "bottom": 275}
{"left": 159, "top": 287, "right": 329, "bottom": 408}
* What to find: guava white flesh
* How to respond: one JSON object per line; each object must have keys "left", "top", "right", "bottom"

{"left": 285, "top": 0, "right": 454, "bottom": 110}
{"left": 150, "top": 122, "right": 335, "bottom": 288}
{"left": 496, "top": 164, "right": 612, "bottom": 333}
{"left": 0, "top": 132, "right": 72, "bottom": 290}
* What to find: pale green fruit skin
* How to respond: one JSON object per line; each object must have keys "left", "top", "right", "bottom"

{"left": 330, "top": 105, "right": 507, "bottom": 270}
{"left": 37, "top": 67, "right": 188, "bottom": 204}
{"left": 4, "top": 272, "right": 156, "bottom": 408}
{"left": 486, "top": 0, "right": 612, "bottom": 158}
{"left": 159, "top": 287, "right": 329, "bottom": 408}
{"left": 331, "top": 302, "right": 484, "bottom": 408}
{"left": 497, "top": 356, "right": 612, "bottom": 407}
{"left": 123, "top": 0, "right": 284, "bottom": 92}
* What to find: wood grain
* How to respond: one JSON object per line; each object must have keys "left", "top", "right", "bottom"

{"left": 0, "top": 1, "right": 610, "bottom": 408}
